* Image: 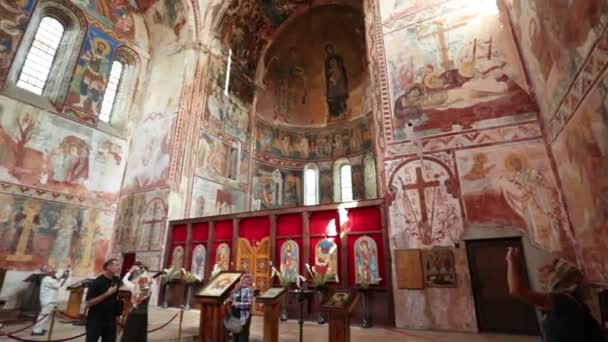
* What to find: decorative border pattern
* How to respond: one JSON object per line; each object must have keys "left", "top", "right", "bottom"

{"left": 385, "top": 121, "right": 542, "bottom": 158}
{"left": 547, "top": 26, "right": 608, "bottom": 142}
{"left": 0, "top": 182, "right": 116, "bottom": 210}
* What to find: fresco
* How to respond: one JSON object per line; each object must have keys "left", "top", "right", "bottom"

{"left": 387, "top": 156, "right": 463, "bottom": 247}
{"left": 171, "top": 245, "right": 184, "bottom": 268}
{"left": 252, "top": 162, "right": 302, "bottom": 210}
{"left": 456, "top": 141, "right": 571, "bottom": 255}
{"left": 314, "top": 238, "right": 338, "bottom": 281}
{"left": 239, "top": 152, "right": 250, "bottom": 184}
{"left": 256, "top": 5, "right": 369, "bottom": 126}
{"left": 216, "top": 242, "right": 230, "bottom": 270}
{"left": 196, "top": 131, "right": 231, "bottom": 181}
{"left": 354, "top": 236, "right": 381, "bottom": 285}
{"left": 191, "top": 244, "right": 206, "bottom": 279}
{"left": 65, "top": 25, "right": 119, "bottom": 118}
{"left": 552, "top": 73, "right": 608, "bottom": 284}
{"left": 144, "top": 0, "right": 191, "bottom": 52}
{"left": 114, "top": 188, "right": 169, "bottom": 253}
{"left": 384, "top": 2, "right": 537, "bottom": 141}
{"left": 0, "top": 0, "right": 35, "bottom": 85}
{"left": 505, "top": 0, "right": 608, "bottom": 119}
{"left": 255, "top": 116, "right": 373, "bottom": 161}
{"left": 280, "top": 240, "right": 299, "bottom": 283}
{"left": 0, "top": 97, "right": 126, "bottom": 200}
{"left": 190, "top": 177, "right": 246, "bottom": 218}
{"left": 0, "top": 192, "right": 113, "bottom": 275}
{"left": 71, "top": 0, "right": 138, "bottom": 39}
{"left": 121, "top": 110, "right": 176, "bottom": 193}
{"left": 380, "top": 0, "right": 446, "bottom": 23}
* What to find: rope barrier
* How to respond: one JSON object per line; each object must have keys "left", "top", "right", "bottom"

{"left": 147, "top": 312, "right": 180, "bottom": 333}
{"left": 0, "top": 315, "right": 49, "bottom": 336}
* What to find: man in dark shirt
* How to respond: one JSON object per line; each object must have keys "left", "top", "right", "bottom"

{"left": 85, "top": 259, "right": 122, "bottom": 342}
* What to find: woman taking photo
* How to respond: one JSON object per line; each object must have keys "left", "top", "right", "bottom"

{"left": 506, "top": 247, "right": 604, "bottom": 342}
{"left": 121, "top": 263, "right": 153, "bottom": 342}
{"left": 227, "top": 273, "right": 254, "bottom": 342}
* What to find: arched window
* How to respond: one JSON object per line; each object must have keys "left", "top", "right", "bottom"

{"left": 340, "top": 164, "right": 353, "bottom": 202}
{"left": 99, "top": 60, "right": 124, "bottom": 123}
{"left": 16, "top": 17, "right": 65, "bottom": 95}
{"left": 303, "top": 163, "right": 319, "bottom": 206}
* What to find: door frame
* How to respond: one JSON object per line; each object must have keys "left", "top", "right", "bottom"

{"left": 465, "top": 236, "right": 540, "bottom": 335}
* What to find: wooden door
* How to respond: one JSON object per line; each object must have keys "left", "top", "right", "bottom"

{"left": 466, "top": 238, "right": 539, "bottom": 335}
{"left": 236, "top": 237, "right": 271, "bottom": 315}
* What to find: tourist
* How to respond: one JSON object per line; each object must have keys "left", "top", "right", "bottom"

{"left": 121, "top": 263, "right": 153, "bottom": 342}
{"left": 32, "top": 266, "right": 69, "bottom": 336}
{"left": 227, "top": 273, "right": 254, "bottom": 342}
{"left": 85, "top": 259, "right": 123, "bottom": 342}
{"left": 505, "top": 247, "right": 604, "bottom": 342}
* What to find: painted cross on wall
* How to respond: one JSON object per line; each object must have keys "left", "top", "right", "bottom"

{"left": 387, "top": 155, "right": 463, "bottom": 248}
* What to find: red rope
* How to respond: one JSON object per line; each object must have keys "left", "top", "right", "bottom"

{"left": 0, "top": 315, "right": 49, "bottom": 336}
{"left": 147, "top": 312, "right": 179, "bottom": 333}
{"left": 7, "top": 332, "right": 86, "bottom": 342}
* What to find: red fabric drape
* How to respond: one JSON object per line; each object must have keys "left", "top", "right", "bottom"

{"left": 347, "top": 233, "right": 385, "bottom": 287}
{"left": 347, "top": 207, "right": 381, "bottom": 232}
{"left": 172, "top": 225, "right": 188, "bottom": 242}
{"left": 239, "top": 216, "right": 270, "bottom": 244}
{"left": 120, "top": 253, "right": 135, "bottom": 278}
{"left": 214, "top": 220, "right": 233, "bottom": 240}
{"left": 310, "top": 210, "right": 339, "bottom": 236}
{"left": 192, "top": 222, "right": 209, "bottom": 241}
{"left": 277, "top": 214, "right": 302, "bottom": 236}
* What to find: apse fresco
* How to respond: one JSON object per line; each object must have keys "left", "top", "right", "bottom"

{"left": 384, "top": 1, "right": 536, "bottom": 141}
{"left": 379, "top": 0, "right": 446, "bottom": 23}
{"left": 456, "top": 141, "right": 571, "bottom": 255}
{"left": 505, "top": 0, "right": 608, "bottom": 119}
{"left": 190, "top": 177, "right": 246, "bottom": 218}
{"left": 0, "top": 193, "right": 114, "bottom": 275}
{"left": 114, "top": 188, "right": 169, "bottom": 253}
{"left": 65, "top": 26, "right": 119, "bottom": 118}
{"left": 552, "top": 73, "right": 608, "bottom": 284}
{"left": 0, "top": 0, "right": 35, "bottom": 85}
{"left": 256, "top": 5, "right": 369, "bottom": 126}
{"left": 0, "top": 97, "right": 127, "bottom": 200}
{"left": 144, "top": 0, "right": 191, "bottom": 52}
{"left": 71, "top": 0, "right": 138, "bottom": 39}
{"left": 252, "top": 162, "right": 302, "bottom": 210}
{"left": 256, "top": 116, "right": 373, "bottom": 161}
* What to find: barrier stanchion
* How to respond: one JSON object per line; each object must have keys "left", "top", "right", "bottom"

{"left": 47, "top": 305, "right": 58, "bottom": 342}
{"left": 177, "top": 306, "right": 185, "bottom": 342}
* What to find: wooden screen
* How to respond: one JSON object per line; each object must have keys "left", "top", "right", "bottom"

{"left": 236, "top": 237, "right": 271, "bottom": 315}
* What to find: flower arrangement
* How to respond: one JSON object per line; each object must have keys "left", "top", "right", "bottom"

{"left": 305, "top": 263, "right": 338, "bottom": 287}
{"left": 270, "top": 263, "right": 306, "bottom": 287}
{"left": 180, "top": 268, "right": 202, "bottom": 285}
{"left": 210, "top": 264, "right": 222, "bottom": 278}
{"left": 160, "top": 267, "right": 182, "bottom": 283}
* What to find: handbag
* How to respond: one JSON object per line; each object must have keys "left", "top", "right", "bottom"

{"left": 223, "top": 311, "right": 242, "bottom": 334}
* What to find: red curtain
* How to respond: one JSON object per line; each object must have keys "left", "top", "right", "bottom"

{"left": 310, "top": 210, "right": 339, "bottom": 236}
{"left": 347, "top": 233, "right": 385, "bottom": 287}
{"left": 239, "top": 216, "right": 270, "bottom": 244}
{"left": 192, "top": 222, "right": 208, "bottom": 241}
{"left": 172, "top": 225, "right": 188, "bottom": 242}
{"left": 277, "top": 214, "right": 302, "bottom": 236}
{"left": 214, "top": 220, "right": 233, "bottom": 240}
{"left": 347, "top": 207, "right": 381, "bottom": 232}
{"left": 120, "top": 253, "right": 135, "bottom": 278}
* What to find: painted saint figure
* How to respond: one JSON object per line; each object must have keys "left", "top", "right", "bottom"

{"left": 314, "top": 239, "right": 338, "bottom": 281}
{"left": 216, "top": 243, "right": 230, "bottom": 271}
{"left": 73, "top": 37, "right": 112, "bottom": 115}
{"left": 324, "top": 44, "right": 349, "bottom": 120}
{"left": 354, "top": 236, "right": 381, "bottom": 285}
{"left": 191, "top": 244, "right": 206, "bottom": 280}
{"left": 171, "top": 246, "right": 184, "bottom": 269}
{"left": 280, "top": 240, "right": 299, "bottom": 283}
{"left": 49, "top": 207, "right": 79, "bottom": 266}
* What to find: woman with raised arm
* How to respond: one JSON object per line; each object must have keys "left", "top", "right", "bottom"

{"left": 506, "top": 247, "right": 604, "bottom": 342}
{"left": 121, "top": 263, "right": 153, "bottom": 342}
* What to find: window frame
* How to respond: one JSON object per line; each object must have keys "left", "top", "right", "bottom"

{"left": 4, "top": 2, "right": 86, "bottom": 110}
{"left": 303, "top": 163, "right": 319, "bottom": 206}
{"left": 98, "top": 60, "right": 125, "bottom": 123}
{"left": 333, "top": 158, "right": 354, "bottom": 203}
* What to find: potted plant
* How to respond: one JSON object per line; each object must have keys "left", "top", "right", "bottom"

{"left": 271, "top": 264, "right": 306, "bottom": 321}
{"left": 305, "top": 263, "right": 338, "bottom": 324}
{"left": 181, "top": 269, "right": 202, "bottom": 310}
{"left": 159, "top": 267, "right": 182, "bottom": 308}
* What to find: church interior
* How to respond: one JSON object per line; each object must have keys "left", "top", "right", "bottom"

{"left": 0, "top": 0, "right": 608, "bottom": 341}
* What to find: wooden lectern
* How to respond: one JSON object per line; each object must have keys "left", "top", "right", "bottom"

{"left": 257, "top": 288, "right": 287, "bottom": 342}
{"left": 194, "top": 272, "right": 243, "bottom": 342}
{"left": 65, "top": 279, "right": 93, "bottom": 320}
{"left": 320, "top": 291, "right": 359, "bottom": 342}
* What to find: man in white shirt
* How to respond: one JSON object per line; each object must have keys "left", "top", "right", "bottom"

{"left": 32, "top": 266, "right": 69, "bottom": 336}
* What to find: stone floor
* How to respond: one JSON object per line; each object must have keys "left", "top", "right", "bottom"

{"left": 0, "top": 306, "right": 541, "bottom": 341}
